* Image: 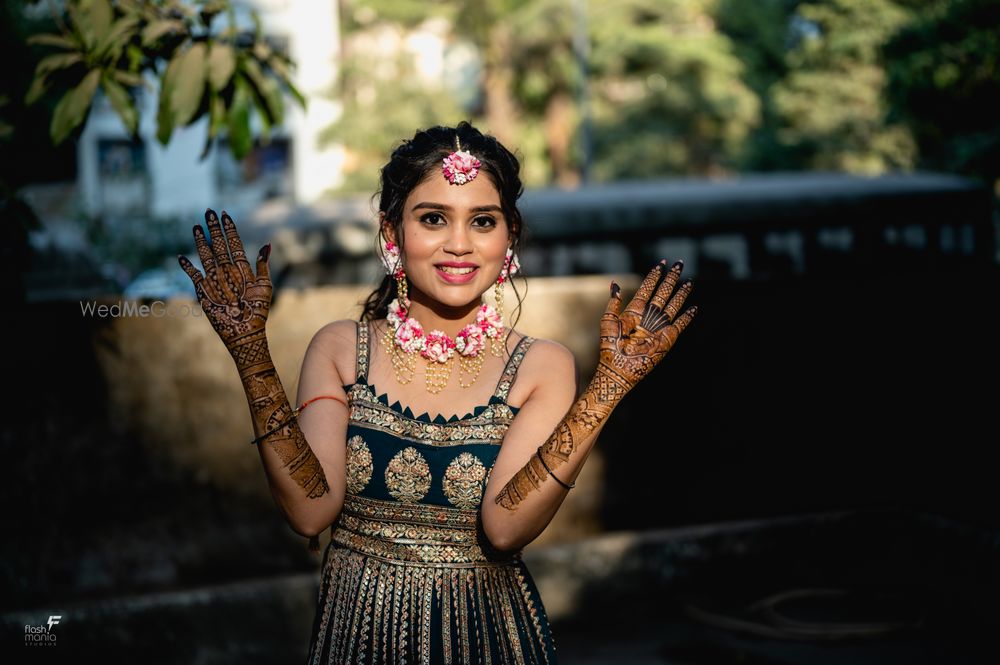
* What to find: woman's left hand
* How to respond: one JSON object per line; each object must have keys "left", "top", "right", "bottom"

{"left": 598, "top": 259, "right": 698, "bottom": 391}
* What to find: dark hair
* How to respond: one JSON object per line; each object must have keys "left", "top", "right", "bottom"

{"left": 360, "top": 121, "right": 527, "bottom": 343}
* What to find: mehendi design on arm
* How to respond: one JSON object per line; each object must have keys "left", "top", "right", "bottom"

{"left": 493, "top": 372, "right": 622, "bottom": 509}
{"left": 179, "top": 209, "right": 331, "bottom": 500}
{"left": 235, "top": 333, "right": 330, "bottom": 499}
{"left": 494, "top": 260, "right": 698, "bottom": 511}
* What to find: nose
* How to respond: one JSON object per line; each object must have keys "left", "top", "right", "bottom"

{"left": 443, "top": 223, "right": 473, "bottom": 257}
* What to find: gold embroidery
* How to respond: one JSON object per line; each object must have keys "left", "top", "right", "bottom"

{"left": 347, "top": 383, "right": 517, "bottom": 446}
{"left": 332, "top": 495, "right": 517, "bottom": 566}
{"left": 385, "top": 446, "right": 431, "bottom": 503}
{"left": 345, "top": 435, "right": 373, "bottom": 494}
{"left": 443, "top": 452, "right": 488, "bottom": 509}
{"left": 313, "top": 546, "right": 553, "bottom": 659}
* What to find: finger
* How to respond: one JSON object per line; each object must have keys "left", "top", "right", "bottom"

{"left": 623, "top": 260, "right": 665, "bottom": 326}
{"left": 672, "top": 305, "right": 698, "bottom": 336}
{"left": 177, "top": 254, "right": 204, "bottom": 289}
{"left": 221, "top": 210, "right": 255, "bottom": 282}
{"left": 663, "top": 279, "right": 693, "bottom": 322}
{"left": 205, "top": 208, "right": 233, "bottom": 266}
{"left": 651, "top": 260, "right": 683, "bottom": 310}
{"left": 604, "top": 281, "right": 622, "bottom": 317}
{"left": 656, "top": 305, "right": 699, "bottom": 353}
{"left": 255, "top": 242, "right": 272, "bottom": 283}
{"left": 600, "top": 282, "right": 623, "bottom": 344}
{"left": 193, "top": 223, "right": 216, "bottom": 273}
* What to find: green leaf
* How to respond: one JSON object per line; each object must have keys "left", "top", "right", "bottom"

{"left": 24, "top": 74, "right": 52, "bottom": 106}
{"left": 241, "top": 57, "right": 280, "bottom": 128}
{"left": 227, "top": 74, "right": 253, "bottom": 159}
{"left": 207, "top": 41, "right": 236, "bottom": 91}
{"left": 51, "top": 69, "right": 101, "bottom": 145}
{"left": 35, "top": 52, "right": 84, "bottom": 77}
{"left": 156, "top": 52, "right": 183, "bottom": 144}
{"left": 169, "top": 41, "right": 207, "bottom": 127}
{"left": 101, "top": 74, "right": 138, "bottom": 134}
{"left": 141, "top": 19, "right": 187, "bottom": 47}
{"left": 111, "top": 69, "right": 144, "bottom": 86}
{"left": 26, "top": 33, "right": 77, "bottom": 50}
{"left": 268, "top": 54, "right": 307, "bottom": 110}
{"left": 77, "top": 0, "right": 113, "bottom": 52}
{"left": 97, "top": 14, "right": 140, "bottom": 61}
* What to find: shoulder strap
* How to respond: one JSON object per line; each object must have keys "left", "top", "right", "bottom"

{"left": 355, "top": 320, "right": 370, "bottom": 382}
{"left": 493, "top": 335, "right": 536, "bottom": 402}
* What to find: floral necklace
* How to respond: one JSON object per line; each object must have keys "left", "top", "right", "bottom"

{"left": 382, "top": 296, "right": 505, "bottom": 395}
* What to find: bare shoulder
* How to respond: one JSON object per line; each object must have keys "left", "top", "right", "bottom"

{"left": 304, "top": 319, "right": 361, "bottom": 381}
{"left": 508, "top": 333, "right": 578, "bottom": 406}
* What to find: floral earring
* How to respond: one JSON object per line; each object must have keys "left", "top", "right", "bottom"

{"left": 492, "top": 248, "right": 520, "bottom": 355}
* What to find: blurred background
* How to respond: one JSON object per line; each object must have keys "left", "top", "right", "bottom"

{"left": 2, "top": 0, "right": 999, "bottom": 663}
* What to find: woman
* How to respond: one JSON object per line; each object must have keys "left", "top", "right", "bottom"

{"left": 178, "top": 121, "right": 697, "bottom": 664}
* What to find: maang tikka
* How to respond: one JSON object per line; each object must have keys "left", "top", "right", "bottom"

{"left": 378, "top": 231, "right": 519, "bottom": 394}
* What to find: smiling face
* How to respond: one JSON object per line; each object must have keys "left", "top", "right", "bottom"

{"left": 385, "top": 170, "right": 512, "bottom": 315}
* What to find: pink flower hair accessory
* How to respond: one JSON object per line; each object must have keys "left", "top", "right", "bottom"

{"left": 380, "top": 237, "right": 405, "bottom": 280}
{"left": 442, "top": 136, "right": 481, "bottom": 185}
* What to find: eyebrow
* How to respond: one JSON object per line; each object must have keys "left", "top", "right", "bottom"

{"left": 411, "top": 202, "right": 503, "bottom": 214}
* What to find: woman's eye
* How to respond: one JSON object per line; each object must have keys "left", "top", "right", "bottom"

{"left": 473, "top": 215, "right": 497, "bottom": 228}
{"left": 420, "top": 212, "right": 445, "bottom": 225}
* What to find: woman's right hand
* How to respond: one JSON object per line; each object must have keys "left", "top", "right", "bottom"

{"left": 178, "top": 208, "right": 273, "bottom": 356}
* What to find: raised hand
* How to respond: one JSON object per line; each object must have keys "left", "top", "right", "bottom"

{"left": 599, "top": 259, "right": 697, "bottom": 391}
{"left": 177, "top": 209, "right": 272, "bottom": 359}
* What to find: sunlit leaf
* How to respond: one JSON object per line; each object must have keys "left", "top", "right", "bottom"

{"left": 26, "top": 33, "right": 77, "bottom": 50}
{"left": 36, "top": 52, "right": 84, "bottom": 77}
{"left": 156, "top": 52, "right": 184, "bottom": 144}
{"left": 207, "top": 41, "right": 236, "bottom": 91}
{"left": 141, "top": 19, "right": 187, "bottom": 47}
{"left": 227, "top": 74, "right": 252, "bottom": 159}
{"left": 101, "top": 74, "right": 138, "bottom": 134}
{"left": 169, "top": 41, "right": 207, "bottom": 127}
{"left": 51, "top": 69, "right": 101, "bottom": 144}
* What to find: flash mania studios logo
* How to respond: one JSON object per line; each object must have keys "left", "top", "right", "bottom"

{"left": 24, "top": 615, "right": 61, "bottom": 647}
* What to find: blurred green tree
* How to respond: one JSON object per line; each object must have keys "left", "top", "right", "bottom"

{"left": 22, "top": 0, "right": 304, "bottom": 161}
{"left": 769, "top": 0, "right": 918, "bottom": 172}
{"left": 884, "top": 0, "right": 1000, "bottom": 190}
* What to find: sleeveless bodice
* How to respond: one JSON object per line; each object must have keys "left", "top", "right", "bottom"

{"left": 307, "top": 321, "right": 559, "bottom": 665}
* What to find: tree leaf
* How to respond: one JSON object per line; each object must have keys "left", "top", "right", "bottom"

{"left": 207, "top": 41, "right": 236, "bottom": 91}
{"left": 26, "top": 33, "right": 77, "bottom": 50}
{"left": 170, "top": 41, "right": 207, "bottom": 127}
{"left": 78, "top": 0, "right": 113, "bottom": 53}
{"left": 240, "top": 57, "right": 278, "bottom": 127}
{"left": 51, "top": 69, "right": 101, "bottom": 144}
{"left": 111, "top": 69, "right": 144, "bottom": 86}
{"left": 97, "top": 14, "right": 140, "bottom": 61}
{"left": 156, "top": 52, "right": 184, "bottom": 144}
{"left": 227, "top": 74, "right": 253, "bottom": 159}
{"left": 141, "top": 19, "right": 187, "bottom": 47}
{"left": 24, "top": 73, "right": 53, "bottom": 106}
{"left": 35, "top": 52, "right": 84, "bottom": 77}
{"left": 101, "top": 74, "right": 138, "bottom": 134}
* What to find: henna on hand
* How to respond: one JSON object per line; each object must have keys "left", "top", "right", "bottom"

{"left": 178, "top": 208, "right": 272, "bottom": 362}
{"left": 179, "top": 208, "right": 329, "bottom": 500}
{"left": 494, "top": 260, "right": 697, "bottom": 511}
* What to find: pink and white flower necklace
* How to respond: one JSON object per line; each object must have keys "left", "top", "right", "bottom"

{"left": 383, "top": 296, "right": 505, "bottom": 394}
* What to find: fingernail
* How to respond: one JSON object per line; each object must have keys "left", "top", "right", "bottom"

{"left": 205, "top": 209, "right": 215, "bottom": 221}
{"left": 675, "top": 259, "right": 684, "bottom": 269}
{"left": 611, "top": 282, "right": 620, "bottom": 297}
{"left": 259, "top": 243, "right": 271, "bottom": 261}
{"left": 659, "top": 258, "right": 668, "bottom": 266}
